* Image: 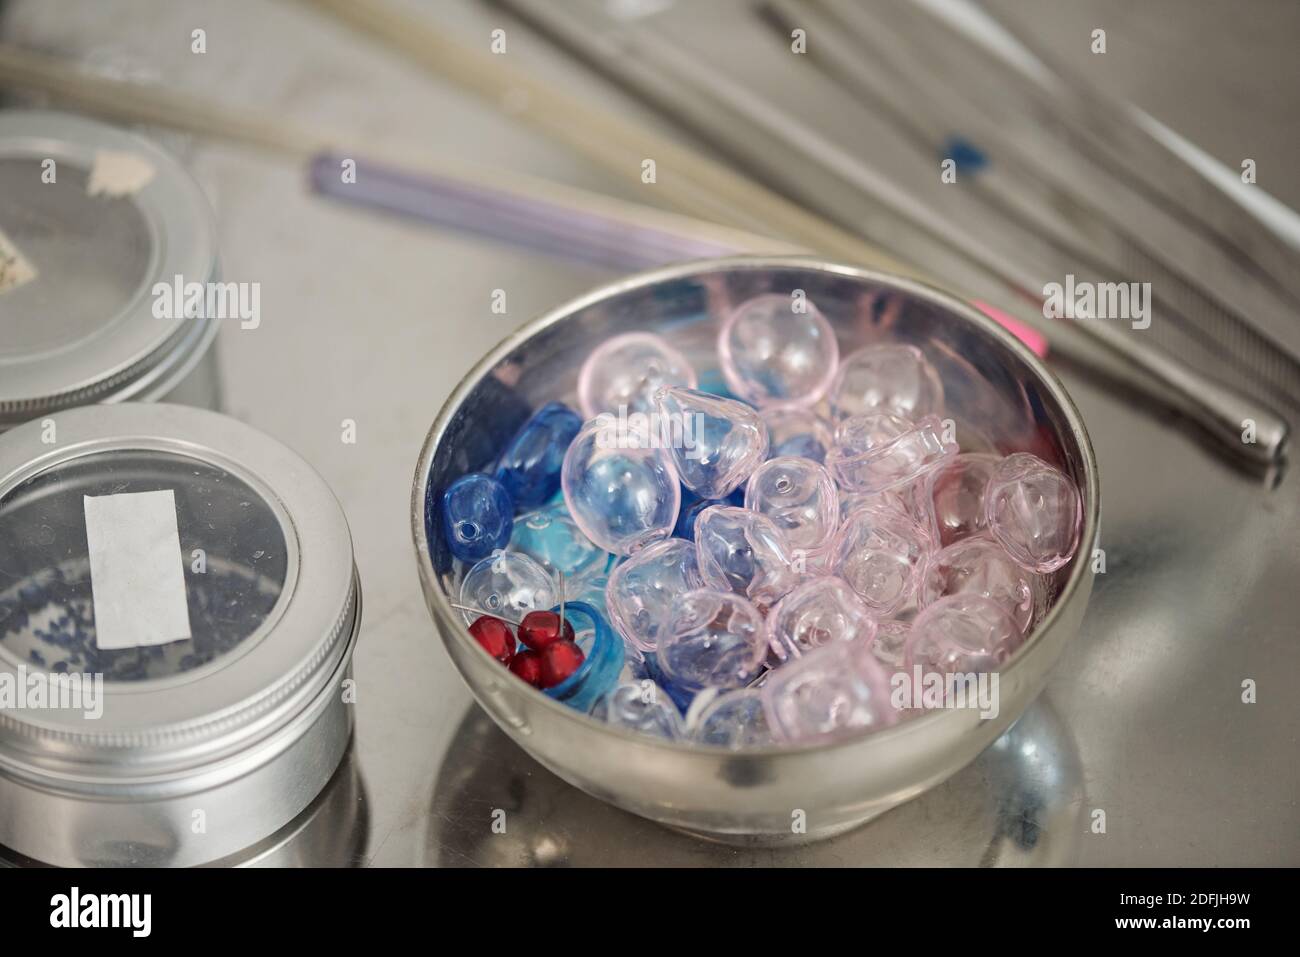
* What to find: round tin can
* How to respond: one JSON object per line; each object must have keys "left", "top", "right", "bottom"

{"left": 0, "top": 111, "right": 221, "bottom": 431}
{"left": 0, "top": 404, "right": 361, "bottom": 866}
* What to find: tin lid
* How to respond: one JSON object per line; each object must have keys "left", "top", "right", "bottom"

{"left": 0, "top": 111, "right": 219, "bottom": 428}
{"left": 0, "top": 404, "right": 358, "bottom": 778}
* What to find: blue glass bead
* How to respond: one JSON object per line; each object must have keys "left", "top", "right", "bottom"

{"left": 494, "top": 402, "right": 583, "bottom": 510}
{"left": 544, "top": 601, "right": 625, "bottom": 712}
{"left": 509, "top": 502, "right": 609, "bottom": 582}
{"left": 440, "top": 472, "right": 514, "bottom": 563}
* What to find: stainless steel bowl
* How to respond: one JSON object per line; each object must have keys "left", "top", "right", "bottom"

{"left": 411, "top": 257, "right": 1099, "bottom": 843}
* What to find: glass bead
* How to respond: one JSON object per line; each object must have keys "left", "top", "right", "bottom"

{"left": 604, "top": 538, "right": 701, "bottom": 655}
{"left": 826, "top": 412, "right": 957, "bottom": 494}
{"left": 744, "top": 456, "right": 839, "bottom": 553}
{"left": 459, "top": 552, "right": 556, "bottom": 625}
{"left": 717, "top": 293, "right": 839, "bottom": 407}
{"left": 761, "top": 638, "right": 898, "bottom": 744}
{"left": 766, "top": 575, "right": 877, "bottom": 662}
{"left": 905, "top": 594, "right": 1023, "bottom": 675}
{"left": 829, "top": 343, "right": 944, "bottom": 420}
{"left": 577, "top": 332, "right": 697, "bottom": 418}
{"left": 561, "top": 416, "right": 680, "bottom": 556}
{"left": 509, "top": 502, "right": 609, "bottom": 583}
{"left": 919, "top": 537, "right": 1045, "bottom": 634}
{"left": 830, "top": 504, "right": 932, "bottom": 617}
{"left": 930, "top": 452, "right": 999, "bottom": 547}
{"left": 985, "top": 453, "right": 1082, "bottom": 573}
{"left": 658, "top": 589, "right": 767, "bottom": 691}
{"left": 654, "top": 386, "right": 768, "bottom": 499}
{"left": 693, "top": 505, "right": 801, "bottom": 611}
{"left": 440, "top": 472, "right": 514, "bottom": 564}
{"left": 494, "top": 401, "right": 583, "bottom": 509}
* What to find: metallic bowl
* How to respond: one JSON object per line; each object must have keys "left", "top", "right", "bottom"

{"left": 411, "top": 257, "right": 1099, "bottom": 843}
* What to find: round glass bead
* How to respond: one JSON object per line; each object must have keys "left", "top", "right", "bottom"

{"left": 829, "top": 343, "right": 944, "bottom": 420}
{"left": 766, "top": 575, "right": 877, "bottom": 662}
{"left": 459, "top": 552, "right": 556, "bottom": 624}
{"left": 604, "top": 538, "right": 701, "bottom": 655}
{"left": 577, "top": 332, "right": 697, "bottom": 418}
{"left": 658, "top": 589, "right": 767, "bottom": 691}
{"left": 561, "top": 416, "right": 680, "bottom": 555}
{"left": 717, "top": 293, "right": 839, "bottom": 407}
{"left": 984, "top": 453, "right": 1082, "bottom": 573}
{"left": 744, "top": 456, "right": 839, "bottom": 553}
{"left": 440, "top": 472, "right": 514, "bottom": 564}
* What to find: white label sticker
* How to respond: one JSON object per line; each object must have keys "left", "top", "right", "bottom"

{"left": 0, "top": 226, "right": 38, "bottom": 295}
{"left": 84, "top": 490, "right": 193, "bottom": 650}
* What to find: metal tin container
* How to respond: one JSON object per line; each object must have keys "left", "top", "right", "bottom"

{"left": 0, "top": 111, "right": 221, "bottom": 430}
{"left": 412, "top": 257, "right": 1099, "bottom": 843}
{"left": 0, "top": 403, "right": 361, "bottom": 866}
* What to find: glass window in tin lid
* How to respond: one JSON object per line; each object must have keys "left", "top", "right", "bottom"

{"left": 0, "top": 450, "right": 289, "bottom": 682}
{"left": 0, "top": 156, "right": 154, "bottom": 352}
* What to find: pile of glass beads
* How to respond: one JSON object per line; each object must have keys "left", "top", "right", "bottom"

{"left": 438, "top": 293, "right": 1082, "bottom": 750}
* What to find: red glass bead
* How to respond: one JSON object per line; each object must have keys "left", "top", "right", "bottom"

{"left": 540, "top": 639, "right": 586, "bottom": 688}
{"left": 469, "top": 615, "right": 516, "bottom": 664}
{"left": 509, "top": 649, "right": 545, "bottom": 687}
{"left": 518, "top": 610, "right": 576, "bottom": 650}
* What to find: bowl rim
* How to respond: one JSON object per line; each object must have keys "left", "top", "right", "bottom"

{"left": 410, "top": 255, "right": 1100, "bottom": 758}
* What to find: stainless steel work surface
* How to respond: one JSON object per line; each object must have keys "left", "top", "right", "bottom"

{"left": 1, "top": 0, "right": 1295, "bottom": 866}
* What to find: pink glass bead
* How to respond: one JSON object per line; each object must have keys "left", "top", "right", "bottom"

{"left": 654, "top": 386, "right": 768, "bottom": 499}
{"left": 829, "top": 343, "right": 944, "bottom": 420}
{"left": 717, "top": 293, "right": 839, "bottom": 408}
{"left": 744, "top": 456, "right": 839, "bottom": 554}
{"left": 694, "top": 505, "right": 801, "bottom": 612}
{"left": 871, "top": 619, "right": 911, "bottom": 671}
{"left": 761, "top": 404, "right": 836, "bottom": 462}
{"left": 830, "top": 505, "right": 932, "bottom": 617}
{"left": 605, "top": 538, "right": 701, "bottom": 655}
{"left": 930, "top": 452, "right": 999, "bottom": 546}
{"left": 985, "top": 452, "right": 1082, "bottom": 573}
{"left": 659, "top": 589, "right": 767, "bottom": 691}
{"left": 577, "top": 332, "right": 697, "bottom": 419}
{"left": 761, "top": 637, "right": 898, "bottom": 744}
{"left": 919, "top": 537, "right": 1045, "bottom": 634}
{"left": 904, "top": 594, "right": 1024, "bottom": 675}
{"left": 826, "top": 413, "right": 957, "bottom": 493}
{"left": 766, "top": 575, "right": 877, "bottom": 662}
{"left": 561, "top": 416, "right": 680, "bottom": 555}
